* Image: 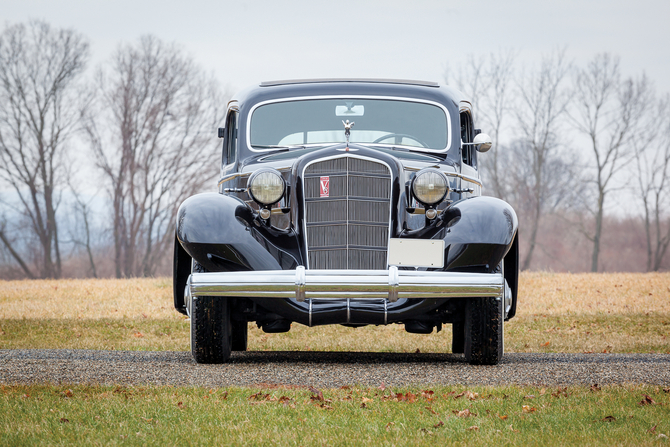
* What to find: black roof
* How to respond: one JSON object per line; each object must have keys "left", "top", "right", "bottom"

{"left": 260, "top": 78, "right": 440, "bottom": 88}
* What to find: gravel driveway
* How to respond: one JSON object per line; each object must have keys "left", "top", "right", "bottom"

{"left": 1, "top": 350, "right": 669, "bottom": 388}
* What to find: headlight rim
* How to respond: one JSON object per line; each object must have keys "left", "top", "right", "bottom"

{"left": 247, "top": 168, "right": 286, "bottom": 206}
{"left": 411, "top": 168, "right": 449, "bottom": 207}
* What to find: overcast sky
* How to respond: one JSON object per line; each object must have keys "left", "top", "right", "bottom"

{"left": 3, "top": 0, "right": 670, "bottom": 96}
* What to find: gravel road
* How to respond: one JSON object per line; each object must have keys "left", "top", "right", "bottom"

{"left": 1, "top": 350, "right": 669, "bottom": 388}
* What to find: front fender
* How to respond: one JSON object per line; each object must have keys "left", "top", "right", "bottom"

{"left": 402, "top": 196, "right": 518, "bottom": 273}
{"left": 176, "top": 192, "right": 303, "bottom": 272}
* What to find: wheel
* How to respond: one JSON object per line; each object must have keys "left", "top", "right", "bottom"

{"left": 371, "top": 133, "right": 428, "bottom": 147}
{"left": 191, "top": 261, "right": 247, "bottom": 355}
{"left": 451, "top": 321, "right": 465, "bottom": 354}
{"left": 231, "top": 320, "right": 248, "bottom": 351}
{"left": 191, "top": 295, "right": 232, "bottom": 363}
{"left": 464, "top": 296, "right": 504, "bottom": 365}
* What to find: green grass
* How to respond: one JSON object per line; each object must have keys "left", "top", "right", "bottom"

{"left": 1, "top": 384, "right": 669, "bottom": 446}
{"left": 2, "top": 313, "right": 669, "bottom": 354}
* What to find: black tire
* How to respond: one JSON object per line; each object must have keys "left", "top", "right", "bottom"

{"left": 231, "top": 320, "right": 248, "bottom": 351}
{"left": 191, "top": 296, "right": 232, "bottom": 364}
{"left": 452, "top": 321, "right": 465, "bottom": 354}
{"left": 464, "top": 296, "right": 503, "bottom": 365}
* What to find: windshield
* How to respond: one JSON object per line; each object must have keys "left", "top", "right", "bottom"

{"left": 249, "top": 98, "right": 449, "bottom": 150}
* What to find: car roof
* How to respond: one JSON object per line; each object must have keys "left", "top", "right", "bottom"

{"left": 229, "top": 79, "right": 465, "bottom": 116}
{"left": 259, "top": 78, "right": 440, "bottom": 88}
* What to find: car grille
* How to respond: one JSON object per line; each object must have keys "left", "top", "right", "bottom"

{"left": 303, "top": 157, "right": 391, "bottom": 270}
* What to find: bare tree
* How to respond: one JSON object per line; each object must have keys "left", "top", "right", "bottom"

{"left": 571, "top": 53, "right": 651, "bottom": 272}
{"left": 513, "top": 50, "right": 572, "bottom": 270}
{"left": 84, "top": 36, "right": 226, "bottom": 278}
{"left": 445, "top": 50, "right": 516, "bottom": 200}
{"left": 0, "top": 21, "right": 89, "bottom": 278}
{"left": 633, "top": 94, "right": 670, "bottom": 271}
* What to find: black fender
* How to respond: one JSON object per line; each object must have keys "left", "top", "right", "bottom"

{"left": 176, "top": 192, "right": 304, "bottom": 272}
{"left": 401, "top": 196, "right": 518, "bottom": 273}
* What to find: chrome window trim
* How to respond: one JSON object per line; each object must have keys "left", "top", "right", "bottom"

{"left": 302, "top": 154, "right": 393, "bottom": 270}
{"left": 246, "top": 95, "right": 453, "bottom": 154}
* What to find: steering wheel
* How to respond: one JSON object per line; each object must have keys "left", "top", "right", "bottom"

{"left": 371, "top": 133, "right": 429, "bottom": 148}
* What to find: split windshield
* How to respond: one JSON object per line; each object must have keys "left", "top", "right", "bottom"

{"left": 249, "top": 98, "right": 448, "bottom": 150}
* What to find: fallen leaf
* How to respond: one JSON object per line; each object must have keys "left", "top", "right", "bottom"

{"left": 362, "top": 397, "right": 373, "bottom": 403}
{"left": 649, "top": 425, "right": 657, "bottom": 433}
{"left": 318, "top": 404, "right": 334, "bottom": 410}
{"left": 133, "top": 332, "right": 144, "bottom": 338}
{"left": 425, "top": 406, "right": 437, "bottom": 415}
{"left": 601, "top": 416, "right": 616, "bottom": 422}
{"left": 309, "top": 386, "right": 324, "bottom": 402}
{"left": 434, "top": 421, "right": 444, "bottom": 428}
{"left": 499, "top": 415, "right": 508, "bottom": 420}
{"left": 415, "top": 348, "right": 421, "bottom": 353}
{"left": 524, "top": 395, "right": 535, "bottom": 400}
{"left": 360, "top": 402, "right": 368, "bottom": 409}
{"left": 378, "top": 383, "right": 386, "bottom": 391}
{"left": 658, "top": 434, "right": 668, "bottom": 439}
{"left": 177, "top": 401, "right": 184, "bottom": 409}
{"left": 467, "top": 426, "right": 479, "bottom": 431}
{"left": 141, "top": 417, "right": 154, "bottom": 424}
{"left": 453, "top": 409, "right": 476, "bottom": 417}
{"left": 522, "top": 405, "right": 537, "bottom": 413}
{"left": 59, "top": 418, "right": 69, "bottom": 423}
{"left": 466, "top": 391, "right": 479, "bottom": 400}
{"left": 541, "top": 341, "right": 550, "bottom": 347}
{"left": 539, "top": 388, "right": 546, "bottom": 396}
{"left": 421, "top": 390, "right": 434, "bottom": 400}
{"left": 590, "top": 384, "right": 601, "bottom": 392}
{"left": 64, "top": 389, "right": 73, "bottom": 398}
{"left": 639, "top": 395, "right": 656, "bottom": 406}
{"left": 454, "top": 391, "right": 466, "bottom": 399}
{"left": 386, "top": 422, "right": 395, "bottom": 431}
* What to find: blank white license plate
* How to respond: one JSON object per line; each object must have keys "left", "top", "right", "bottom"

{"left": 388, "top": 239, "right": 444, "bottom": 268}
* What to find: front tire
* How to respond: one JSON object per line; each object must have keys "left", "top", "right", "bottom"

{"left": 464, "top": 296, "right": 503, "bottom": 365}
{"left": 231, "top": 321, "right": 248, "bottom": 351}
{"left": 191, "top": 296, "right": 232, "bottom": 364}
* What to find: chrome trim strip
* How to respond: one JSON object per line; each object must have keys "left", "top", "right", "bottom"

{"left": 384, "top": 299, "right": 388, "bottom": 325}
{"left": 347, "top": 298, "right": 350, "bottom": 323}
{"left": 246, "top": 95, "right": 453, "bottom": 154}
{"left": 402, "top": 166, "right": 483, "bottom": 188}
{"left": 302, "top": 154, "right": 393, "bottom": 270}
{"left": 188, "top": 269, "right": 504, "bottom": 300}
{"left": 388, "top": 265, "right": 399, "bottom": 303}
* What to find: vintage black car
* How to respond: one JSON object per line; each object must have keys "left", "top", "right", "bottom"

{"left": 173, "top": 79, "right": 519, "bottom": 365}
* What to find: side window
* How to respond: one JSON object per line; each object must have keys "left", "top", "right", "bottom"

{"left": 460, "top": 111, "right": 476, "bottom": 168}
{"left": 223, "top": 110, "right": 238, "bottom": 166}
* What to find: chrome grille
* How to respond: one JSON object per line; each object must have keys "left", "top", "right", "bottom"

{"left": 304, "top": 157, "right": 391, "bottom": 270}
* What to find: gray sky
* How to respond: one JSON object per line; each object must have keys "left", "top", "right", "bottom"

{"left": 3, "top": 0, "right": 670, "bottom": 95}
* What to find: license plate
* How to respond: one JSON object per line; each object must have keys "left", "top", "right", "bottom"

{"left": 388, "top": 239, "right": 444, "bottom": 268}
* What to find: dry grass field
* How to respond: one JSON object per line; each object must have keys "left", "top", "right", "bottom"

{"left": 0, "top": 272, "right": 669, "bottom": 353}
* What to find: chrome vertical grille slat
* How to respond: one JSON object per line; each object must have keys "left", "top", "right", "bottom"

{"left": 304, "top": 157, "right": 391, "bottom": 270}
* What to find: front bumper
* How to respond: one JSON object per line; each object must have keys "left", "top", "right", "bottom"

{"left": 186, "top": 266, "right": 503, "bottom": 305}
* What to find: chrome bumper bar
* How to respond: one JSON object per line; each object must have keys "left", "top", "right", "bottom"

{"left": 186, "top": 266, "right": 503, "bottom": 303}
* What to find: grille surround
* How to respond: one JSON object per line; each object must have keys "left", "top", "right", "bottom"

{"left": 303, "top": 156, "right": 392, "bottom": 270}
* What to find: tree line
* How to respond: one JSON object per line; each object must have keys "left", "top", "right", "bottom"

{"left": 0, "top": 21, "right": 668, "bottom": 278}
{"left": 446, "top": 50, "right": 670, "bottom": 272}
{"left": 0, "top": 21, "right": 226, "bottom": 279}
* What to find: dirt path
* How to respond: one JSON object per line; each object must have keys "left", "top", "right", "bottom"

{"left": 1, "top": 350, "right": 668, "bottom": 388}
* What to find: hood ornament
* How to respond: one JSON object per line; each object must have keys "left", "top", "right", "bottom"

{"left": 342, "top": 119, "right": 354, "bottom": 150}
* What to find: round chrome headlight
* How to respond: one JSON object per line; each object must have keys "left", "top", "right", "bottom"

{"left": 412, "top": 169, "right": 448, "bottom": 206}
{"left": 248, "top": 169, "right": 285, "bottom": 206}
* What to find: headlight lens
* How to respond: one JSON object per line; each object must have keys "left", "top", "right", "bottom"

{"left": 248, "top": 169, "right": 285, "bottom": 205}
{"left": 412, "top": 169, "right": 448, "bottom": 206}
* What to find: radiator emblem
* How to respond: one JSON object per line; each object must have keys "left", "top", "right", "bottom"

{"left": 320, "top": 176, "right": 330, "bottom": 197}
